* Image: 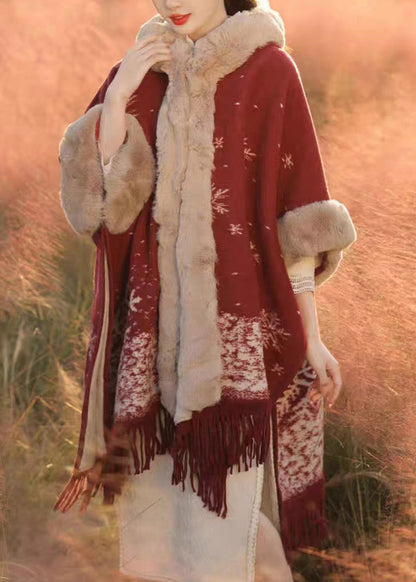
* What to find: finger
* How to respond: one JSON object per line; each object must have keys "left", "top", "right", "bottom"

{"left": 328, "top": 382, "right": 342, "bottom": 407}
{"left": 330, "top": 371, "right": 342, "bottom": 402}
{"left": 77, "top": 459, "right": 105, "bottom": 513}
{"left": 144, "top": 53, "right": 173, "bottom": 68}
{"left": 142, "top": 48, "right": 173, "bottom": 66}
{"left": 135, "top": 33, "right": 174, "bottom": 44}
{"left": 134, "top": 34, "right": 163, "bottom": 47}
{"left": 311, "top": 393, "right": 322, "bottom": 403}
{"left": 313, "top": 375, "right": 332, "bottom": 399}
{"left": 309, "top": 389, "right": 323, "bottom": 403}
{"left": 308, "top": 387, "right": 320, "bottom": 400}
{"left": 326, "top": 361, "right": 342, "bottom": 406}
{"left": 142, "top": 40, "right": 173, "bottom": 52}
{"left": 132, "top": 44, "right": 172, "bottom": 62}
{"left": 320, "top": 382, "right": 334, "bottom": 403}
{"left": 79, "top": 479, "right": 97, "bottom": 513}
{"left": 133, "top": 37, "right": 173, "bottom": 53}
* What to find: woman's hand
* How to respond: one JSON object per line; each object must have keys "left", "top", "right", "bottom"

{"left": 107, "top": 34, "right": 174, "bottom": 102}
{"left": 306, "top": 336, "right": 342, "bottom": 407}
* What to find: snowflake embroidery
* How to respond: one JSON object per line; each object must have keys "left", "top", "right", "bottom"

{"left": 214, "top": 136, "right": 224, "bottom": 149}
{"left": 270, "top": 362, "right": 285, "bottom": 376}
{"left": 243, "top": 136, "right": 257, "bottom": 162}
{"left": 129, "top": 290, "right": 143, "bottom": 313}
{"left": 260, "top": 308, "right": 291, "bottom": 353}
{"left": 281, "top": 152, "right": 294, "bottom": 169}
{"left": 229, "top": 223, "right": 243, "bottom": 235}
{"left": 211, "top": 183, "right": 230, "bottom": 216}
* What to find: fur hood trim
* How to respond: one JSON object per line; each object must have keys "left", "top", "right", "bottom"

{"left": 136, "top": 6, "right": 285, "bottom": 76}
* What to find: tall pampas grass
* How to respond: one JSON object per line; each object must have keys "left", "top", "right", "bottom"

{"left": 0, "top": 0, "right": 415, "bottom": 579}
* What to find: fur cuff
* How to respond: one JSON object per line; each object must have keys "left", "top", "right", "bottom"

{"left": 277, "top": 200, "right": 357, "bottom": 287}
{"left": 59, "top": 103, "right": 155, "bottom": 235}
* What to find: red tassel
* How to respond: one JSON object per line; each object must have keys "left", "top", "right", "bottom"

{"left": 121, "top": 401, "right": 175, "bottom": 472}
{"left": 279, "top": 478, "right": 328, "bottom": 555}
{"left": 54, "top": 398, "right": 175, "bottom": 514}
{"left": 53, "top": 472, "right": 89, "bottom": 512}
{"left": 53, "top": 467, "right": 101, "bottom": 513}
{"left": 55, "top": 397, "right": 274, "bottom": 520}
{"left": 171, "top": 398, "right": 273, "bottom": 519}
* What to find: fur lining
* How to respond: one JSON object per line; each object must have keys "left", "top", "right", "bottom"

{"left": 137, "top": 8, "right": 286, "bottom": 423}
{"left": 59, "top": 105, "right": 106, "bottom": 236}
{"left": 101, "top": 105, "right": 156, "bottom": 234}
{"left": 277, "top": 200, "right": 357, "bottom": 287}
{"left": 315, "top": 249, "right": 344, "bottom": 287}
{"left": 59, "top": 103, "right": 155, "bottom": 235}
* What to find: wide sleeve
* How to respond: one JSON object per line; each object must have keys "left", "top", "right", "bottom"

{"left": 276, "top": 56, "right": 357, "bottom": 287}
{"left": 58, "top": 63, "right": 156, "bottom": 236}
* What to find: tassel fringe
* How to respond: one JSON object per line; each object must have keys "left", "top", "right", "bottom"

{"left": 54, "top": 398, "right": 273, "bottom": 520}
{"left": 171, "top": 398, "right": 273, "bottom": 518}
{"left": 53, "top": 471, "right": 92, "bottom": 513}
{"left": 125, "top": 398, "right": 175, "bottom": 473}
{"left": 280, "top": 478, "right": 328, "bottom": 554}
{"left": 53, "top": 398, "right": 174, "bottom": 513}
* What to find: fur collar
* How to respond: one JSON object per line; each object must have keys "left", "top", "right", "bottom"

{"left": 136, "top": 6, "right": 285, "bottom": 79}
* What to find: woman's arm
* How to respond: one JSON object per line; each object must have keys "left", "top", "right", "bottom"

{"left": 98, "top": 35, "right": 173, "bottom": 164}
{"left": 294, "top": 289, "right": 320, "bottom": 340}
{"left": 99, "top": 90, "right": 129, "bottom": 164}
{"left": 294, "top": 290, "right": 342, "bottom": 407}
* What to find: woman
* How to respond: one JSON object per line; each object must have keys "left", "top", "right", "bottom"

{"left": 54, "top": 0, "right": 357, "bottom": 580}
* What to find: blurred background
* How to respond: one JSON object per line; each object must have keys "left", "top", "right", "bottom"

{"left": 0, "top": 0, "right": 415, "bottom": 580}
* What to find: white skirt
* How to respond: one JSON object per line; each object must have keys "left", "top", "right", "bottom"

{"left": 114, "top": 419, "right": 293, "bottom": 582}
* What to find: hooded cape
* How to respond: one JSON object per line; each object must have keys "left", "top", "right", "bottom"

{"left": 54, "top": 5, "right": 357, "bottom": 554}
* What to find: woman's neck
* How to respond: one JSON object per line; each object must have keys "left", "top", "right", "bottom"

{"left": 186, "top": 9, "right": 228, "bottom": 43}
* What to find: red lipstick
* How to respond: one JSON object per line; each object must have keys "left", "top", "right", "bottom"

{"left": 170, "top": 13, "right": 191, "bottom": 26}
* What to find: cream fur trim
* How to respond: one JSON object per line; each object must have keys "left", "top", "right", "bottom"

{"left": 277, "top": 200, "right": 357, "bottom": 287}
{"left": 59, "top": 105, "right": 105, "bottom": 236}
{"left": 59, "top": 104, "right": 155, "bottom": 236}
{"left": 136, "top": 8, "right": 285, "bottom": 77}
{"left": 137, "top": 7, "right": 286, "bottom": 423}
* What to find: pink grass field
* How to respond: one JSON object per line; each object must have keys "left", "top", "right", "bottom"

{"left": 0, "top": 0, "right": 415, "bottom": 579}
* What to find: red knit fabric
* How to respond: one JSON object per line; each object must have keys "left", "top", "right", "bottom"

{"left": 54, "top": 44, "right": 330, "bottom": 554}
